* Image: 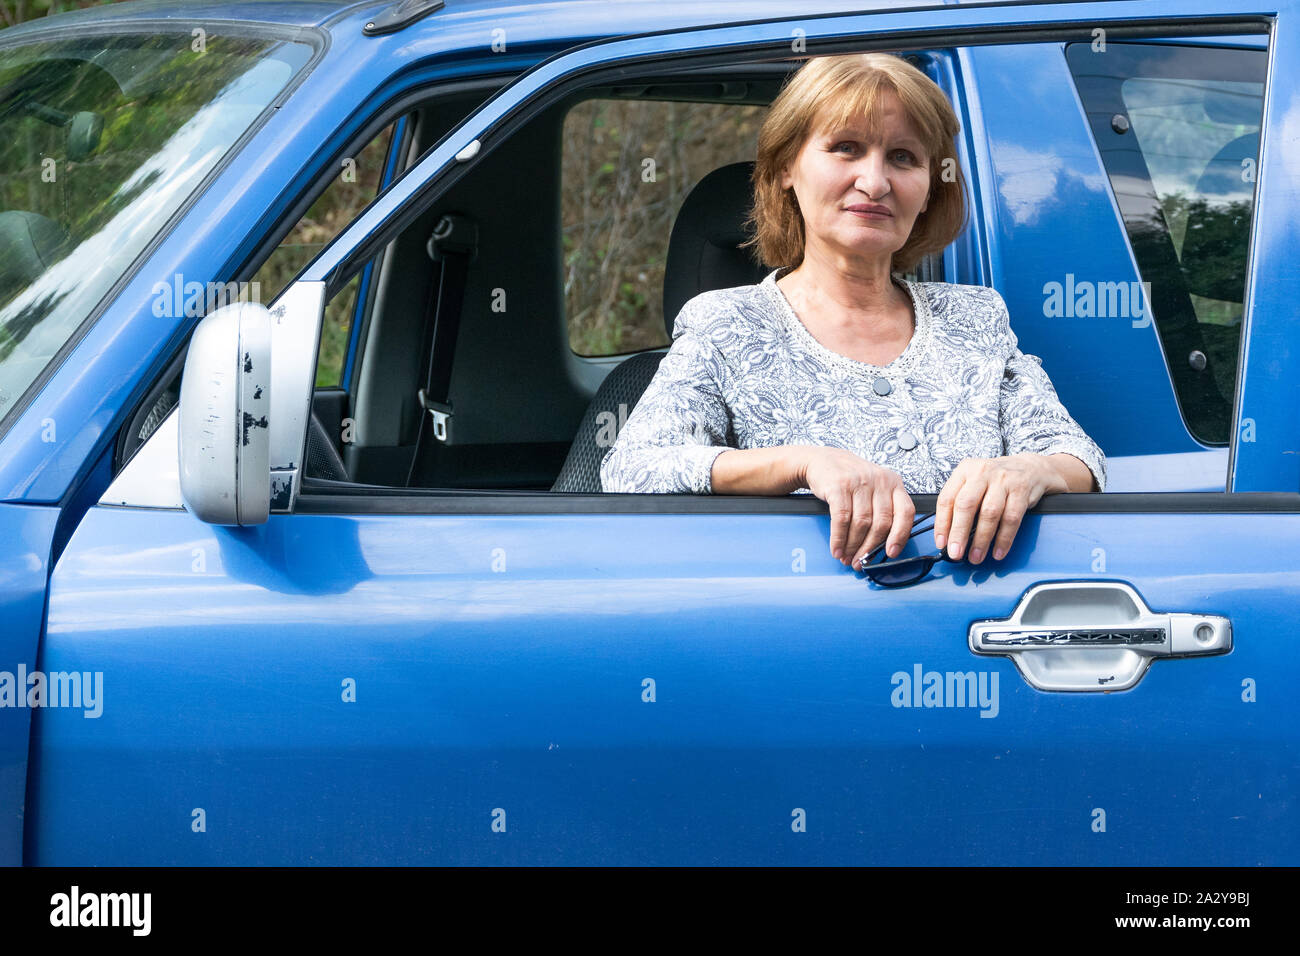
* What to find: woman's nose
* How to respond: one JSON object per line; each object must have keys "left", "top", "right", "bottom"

{"left": 854, "top": 148, "right": 890, "bottom": 199}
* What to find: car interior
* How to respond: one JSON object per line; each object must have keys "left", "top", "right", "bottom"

{"left": 110, "top": 42, "right": 1258, "bottom": 499}
{"left": 114, "top": 54, "right": 946, "bottom": 496}
{"left": 301, "top": 57, "right": 945, "bottom": 497}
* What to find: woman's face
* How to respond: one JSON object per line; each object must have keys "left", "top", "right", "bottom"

{"left": 781, "top": 88, "right": 932, "bottom": 271}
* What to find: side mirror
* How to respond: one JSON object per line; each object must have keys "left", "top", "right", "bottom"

{"left": 178, "top": 302, "right": 272, "bottom": 525}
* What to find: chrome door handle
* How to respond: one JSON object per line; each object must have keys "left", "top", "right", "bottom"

{"left": 969, "top": 581, "right": 1231, "bottom": 692}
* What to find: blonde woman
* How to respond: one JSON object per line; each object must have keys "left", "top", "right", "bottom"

{"left": 600, "top": 53, "right": 1104, "bottom": 573}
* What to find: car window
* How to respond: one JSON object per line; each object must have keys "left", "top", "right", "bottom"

{"left": 115, "top": 117, "right": 404, "bottom": 472}
{"left": 561, "top": 97, "right": 767, "bottom": 357}
{"left": 303, "top": 60, "right": 969, "bottom": 493}
{"left": 252, "top": 120, "right": 400, "bottom": 387}
{"left": 1065, "top": 41, "right": 1265, "bottom": 446}
{"left": 294, "top": 34, "right": 1268, "bottom": 501}
{"left": 0, "top": 29, "right": 315, "bottom": 427}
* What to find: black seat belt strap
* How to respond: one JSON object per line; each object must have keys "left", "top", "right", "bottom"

{"left": 405, "top": 212, "right": 476, "bottom": 487}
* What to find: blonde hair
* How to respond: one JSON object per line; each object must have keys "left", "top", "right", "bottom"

{"left": 741, "top": 53, "right": 968, "bottom": 273}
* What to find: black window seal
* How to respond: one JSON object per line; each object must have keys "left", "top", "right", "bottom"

{"left": 291, "top": 487, "right": 1300, "bottom": 516}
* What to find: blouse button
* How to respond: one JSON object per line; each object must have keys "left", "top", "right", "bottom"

{"left": 897, "top": 429, "right": 918, "bottom": 450}
{"left": 873, "top": 376, "right": 892, "bottom": 396}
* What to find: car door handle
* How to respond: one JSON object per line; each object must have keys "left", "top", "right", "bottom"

{"left": 969, "top": 581, "right": 1231, "bottom": 692}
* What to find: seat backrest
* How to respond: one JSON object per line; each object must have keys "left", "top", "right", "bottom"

{"left": 661, "top": 161, "right": 770, "bottom": 335}
{"left": 552, "top": 161, "right": 769, "bottom": 492}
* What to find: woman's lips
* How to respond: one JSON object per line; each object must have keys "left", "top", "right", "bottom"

{"left": 845, "top": 205, "right": 892, "bottom": 218}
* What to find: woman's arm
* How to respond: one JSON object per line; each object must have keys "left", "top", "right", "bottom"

{"left": 599, "top": 307, "right": 733, "bottom": 494}
{"left": 1043, "top": 451, "right": 1098, "bottom": 493}
{"left": 993, "top": 291, "right": 1107, "bottom": 493}
{"left": 710, "top": 446, "right": 805, "bottom": 494}
{"left": 933, "top": 290, "right": 1106, "bottom": 565}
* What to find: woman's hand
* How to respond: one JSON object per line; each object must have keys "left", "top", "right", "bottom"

{"left": 933, "top": 453, "right": 1068, "bottom": 564}
{"left": 799, "top": 447, "right": 915, "bottom": 570}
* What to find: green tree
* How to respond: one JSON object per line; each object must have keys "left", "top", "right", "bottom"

{"left": 1, "top": 2, "right": 118, "bottom": 29}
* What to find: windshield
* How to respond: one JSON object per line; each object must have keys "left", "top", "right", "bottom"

{"left": 0, "top": 29, "right": 314, "bottom": 423}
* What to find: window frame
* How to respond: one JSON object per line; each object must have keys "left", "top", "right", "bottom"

{"left": 280, "top": 13, "right": 1283, "bottom": 514}
{"left": 108, "top": 75, "right": 517, "bottom": 478}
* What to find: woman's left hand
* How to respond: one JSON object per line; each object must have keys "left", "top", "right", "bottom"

{"left": 933, "top": 453, "right": 1068, "bottom": 564}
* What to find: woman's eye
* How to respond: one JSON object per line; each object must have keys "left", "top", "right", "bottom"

{"left": 833, "top": 141, "right": 857, "bottom": 154}
{"left": 891, "top": 149, "right": 916, "bottom": 164}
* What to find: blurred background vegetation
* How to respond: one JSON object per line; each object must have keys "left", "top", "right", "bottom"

{"left": 561, "top": 98, "right": 766, "bottom": 357}
{"left": 0, "top": 1, "right": 114, "bottom": 28}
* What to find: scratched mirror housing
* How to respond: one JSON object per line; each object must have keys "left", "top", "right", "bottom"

{"left": 177, "top": 302, "right": 272, "bottom": 525}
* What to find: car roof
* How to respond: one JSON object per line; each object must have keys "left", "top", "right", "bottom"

{"left": 0, "top": 0, "right": 1145, "bottom": 44}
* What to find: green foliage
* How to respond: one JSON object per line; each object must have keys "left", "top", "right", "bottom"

{"left": 560, "top": 98, "right": 767, "bottom": 357}
{"left": 0, "top": 1, "right": 119, "bottom": 29}
{"left": 253, "top": 125, "right": 396, "bottom": 387}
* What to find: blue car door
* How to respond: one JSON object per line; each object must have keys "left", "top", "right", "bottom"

{"left": 0, "top": 505, "right": 60, "bottom": 867}
{"left": 28, "top": 2, "right": 1300, "bottom": 864}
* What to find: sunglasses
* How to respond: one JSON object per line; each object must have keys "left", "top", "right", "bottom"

{"left": 857, "top": 513, "right": 961, "bottom": 588}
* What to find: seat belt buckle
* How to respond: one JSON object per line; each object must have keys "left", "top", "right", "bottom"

{"left": 417, "top": 389, "right": 453, "bottom": 443}
{"left": 427, "top": 213, "right": 478, "bottom": 263}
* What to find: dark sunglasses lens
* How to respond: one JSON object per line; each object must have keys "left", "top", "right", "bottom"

{"left": 866, "top": 555, "right": 939, "bottom": 587}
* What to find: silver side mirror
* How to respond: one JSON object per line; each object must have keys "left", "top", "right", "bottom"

{"left": 103, "top": 281, "right": 324, "bottom": 519}
{"left": 178, "top": 302, "right": 272, "bottom": 525}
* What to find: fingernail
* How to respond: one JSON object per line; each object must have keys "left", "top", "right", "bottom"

{"left": 993, "top": 546, "right": 1006, "bottom": 560}
{"left": 833, "top": 548, "right": 841, "bottom": 560}
{"left": 934, "top": 532, "right": 946, "bottom": 549}
{"left": 970, "top": 548, "right": 983, "bottom": 563}
{"left": 887, "top": 544, "right": 898, "bottom": 558}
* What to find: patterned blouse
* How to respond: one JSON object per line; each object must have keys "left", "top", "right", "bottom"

{"left": 599, "top": 266, "right": 1106, "bottom": 496}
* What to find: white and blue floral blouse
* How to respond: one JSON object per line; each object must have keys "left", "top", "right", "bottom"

{"left": 599, "top": 266, "right": 1106, "bottom": 496}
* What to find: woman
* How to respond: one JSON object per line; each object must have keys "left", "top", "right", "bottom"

{"left": 599, "top": 53, "right": 1105, "bottom": 574}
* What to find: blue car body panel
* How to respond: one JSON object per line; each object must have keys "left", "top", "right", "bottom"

{"left": 27, "top": 505, "right": 1300, "bottom": 864}
{"left": 0, "top": 505, "right": 60, "bottom": 866}
{"left": 1, "top": 0, "right": 1296, "bottom": 864}
{"left": 960, "top": 43, "right": 1196, "bottom": 460}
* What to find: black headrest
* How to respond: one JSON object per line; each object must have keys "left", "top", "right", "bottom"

{"left": 1181, "top": 131, "right": 1257, "bottom": 303}
{"left": 662, "top": 161, "right": 770, "bottom": 336}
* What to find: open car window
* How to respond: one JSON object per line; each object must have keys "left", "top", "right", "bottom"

{"left": 282, "top": 36, "right": 1265, "bottom": 503}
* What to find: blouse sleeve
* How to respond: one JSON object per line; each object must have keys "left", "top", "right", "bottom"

{"left": 599, "top": 299, "right": 733, "bottom": 494}
{"left": 994, "top": 291, "right": 1107, "bottom": 492}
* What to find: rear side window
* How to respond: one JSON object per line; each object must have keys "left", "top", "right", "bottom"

{"left": 560, "top": 98, "right": 767, "bottom": 358}
{"left": 1066, "top": 41, "right": 1265, "bottom": 445}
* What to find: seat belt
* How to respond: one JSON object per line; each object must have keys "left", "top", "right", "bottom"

{"left": 405, "top": 212, "right": 477, "bottom": 487}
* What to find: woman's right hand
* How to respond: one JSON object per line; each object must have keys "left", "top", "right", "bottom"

{"left": 798, "top": 447, "right": 916, "bottom": 570}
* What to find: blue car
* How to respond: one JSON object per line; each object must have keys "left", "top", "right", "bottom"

{"left": 0, "top": 0, "right": 1295, "bottom": 865}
